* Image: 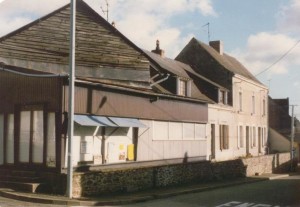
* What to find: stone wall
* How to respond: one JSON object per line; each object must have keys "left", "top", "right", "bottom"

{"left": 242, "top": 152, "right": 293, "bottom": 176}
{"left": 72, "top": 152, "right": 295, "bottom": 198}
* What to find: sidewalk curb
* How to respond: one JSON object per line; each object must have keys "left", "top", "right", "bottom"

{"left": 0, "top": 177, "right": 277, "bottom": 206}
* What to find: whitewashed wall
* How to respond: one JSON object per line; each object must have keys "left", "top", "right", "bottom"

{"left": 137, "top": 120, "right": 208, "bottom": 161}
{"left": 208, "top": 75, "right": 269, "bottom": 161}
{"left": 67, "top": 125, "right": 134, "bottom": 167}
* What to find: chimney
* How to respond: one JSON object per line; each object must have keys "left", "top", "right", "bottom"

{"left": 209, "top": 40, "right": 223, "bottom": 55}
{"left": 151, "top": 40, "right": 165, "bottom": 57}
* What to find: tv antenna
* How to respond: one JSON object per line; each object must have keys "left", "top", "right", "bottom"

{"left": 202, "top": 22, "right": 210, "bottom": 43}
{"left": 101, "top": 0, "right": 109, "bottom": 21}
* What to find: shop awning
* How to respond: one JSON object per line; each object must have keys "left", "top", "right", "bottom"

{"left": 74, "top": 115, "right": 146, "bottom": 128}
{"left": 74, "top": 115, "right": 117, "bottom": 127}
{"left": 109, "top": 117, "right": 147, "bottom": 128}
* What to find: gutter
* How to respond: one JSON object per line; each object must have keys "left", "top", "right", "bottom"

{"left": 0, "top": 62, "right": 68, "bottom": 78}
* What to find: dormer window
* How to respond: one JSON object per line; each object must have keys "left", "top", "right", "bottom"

{"left": 177, "top": 77, "right": 191, "bottom": 97}
{"left": 179, "top": 79, "right": 187, "bottom": 96}
{"left": 218, "top": 89, "right": 228, "bottom": 105}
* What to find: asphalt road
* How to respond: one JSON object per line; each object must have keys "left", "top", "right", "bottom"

{"left": 122, "top": 174, "right": 300, "bottom": 207}
{"left": 0, "top": 174, "right": 299, "bottom": 207}
{"left": 0, "top": 196, "right": 61, "bottom": 207}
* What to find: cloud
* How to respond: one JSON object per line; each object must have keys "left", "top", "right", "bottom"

{"left": 277, "top": 0, "right": 300, "bottom": 35}
{"left": 231, "top": 32, "right": 300, "bottom": 76}
{"left": 0, "top": 0, "right": 217, "bottom": 58}
{"left": 0, "top": 0, "right": 69, "bottom": 36}
{"left": 105, "top": 0, "right": 217, "bottom": 57}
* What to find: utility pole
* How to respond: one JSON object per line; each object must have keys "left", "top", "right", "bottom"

{"left": 290, "top": 105, "right": 296, "bottom": 169}
{"left": 67, "top": 0, "right": 76, "bottom": 198}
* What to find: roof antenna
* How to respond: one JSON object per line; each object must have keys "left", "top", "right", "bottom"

{"left": 202, "top": 22, "right": 210, "bottom": 43}
{"left": 101, "top": 0, "right": 109, "bottom": 21}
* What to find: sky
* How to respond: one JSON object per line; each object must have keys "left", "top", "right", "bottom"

{"left": 0, "top": 0, "right": 299, "bottom": 118}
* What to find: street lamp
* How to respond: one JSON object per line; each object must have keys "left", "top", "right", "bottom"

{"left": 67, "top": 0, "right": 76, "bottom": 199}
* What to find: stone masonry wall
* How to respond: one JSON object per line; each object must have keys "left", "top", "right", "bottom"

{"left": 72, "top": 152, "right": 295, "bottom": 198}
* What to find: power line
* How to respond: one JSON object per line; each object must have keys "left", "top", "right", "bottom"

{"left": 255, "top": 40, "right": 300, "bottom": 77}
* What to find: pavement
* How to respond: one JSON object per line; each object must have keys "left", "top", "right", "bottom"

{"left": 0, "top": 173, "right": 293, "bottom": 206}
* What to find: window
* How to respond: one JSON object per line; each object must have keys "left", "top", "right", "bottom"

{"left": 177, "top": 78, "right": 191, "bottom": 97}
{"left": 6, "top": 114, "right": 14, "bottom": 164}
{"left": 153, "top": 121, "right": 206, "bottom": 141}
{"left": 178, "top": 79, "right": 187, "bottom": 96}
{"left": 252, "top": 95, "right": 255, "bottom": 114}
{"left": 239, "top": 92, "right": 243, "bottom": 111}
{"left": 219, "top": 90, "right": 228, "bottom": 105}
{"left": 238, "top": 125, "right": 244, "bottom": 148}
{"left": 219, "top": 125, "right": 229, "bottom": 150}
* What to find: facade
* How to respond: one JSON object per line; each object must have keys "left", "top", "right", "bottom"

{"left": 268, "top": 97, "right": 300, "bottom": 159}
{"left": 0, "top": 0, "right": 210, "bottom": 178}
{"left": 176, "top": 38, "right": 269, "bottom": 161}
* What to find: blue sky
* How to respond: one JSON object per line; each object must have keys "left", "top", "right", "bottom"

{"left": 0, "top": 0, "right": 299, "bottom": 117}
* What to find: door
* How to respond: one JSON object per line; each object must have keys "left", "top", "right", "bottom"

{"left": 211, "top": 124, "right": 215, "bottom": 160}
{"left": 19, "top": 110, "right": 44, "bottom": 165}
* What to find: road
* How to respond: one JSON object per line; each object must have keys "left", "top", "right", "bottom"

{"left": 122, "top": 174, "right": 300, "bottom": 207}
{"left": 0, "top": 174, "right": 299, "bottom": 207}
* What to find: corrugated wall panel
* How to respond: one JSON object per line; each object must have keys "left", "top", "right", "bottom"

{"left": 68, "top": 85, "right": 208, "bottom": 123}
{"left": 0, "top": 71, "right": 63, "bottom": 113}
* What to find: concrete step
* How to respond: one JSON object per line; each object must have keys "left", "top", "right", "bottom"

{"left": 0, "top": 181, "right": 44, "bottom": 193}
{"left": 5, "top": 175, "right": 43, "bottom": 183}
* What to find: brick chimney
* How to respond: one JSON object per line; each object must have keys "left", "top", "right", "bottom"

{"left": 209, "top": 40, "right": 223, "bottom": 55}
{"left": 151, "top": 40, "right": 165, "bottom": 57}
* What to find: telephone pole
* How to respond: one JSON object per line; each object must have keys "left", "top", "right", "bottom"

{"left": 290, "top": 105, "right": 297, "bottom": 169}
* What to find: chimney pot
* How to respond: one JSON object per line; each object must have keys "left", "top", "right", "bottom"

{"left": 152, "top": 39, "right": 165, "bottom": 57}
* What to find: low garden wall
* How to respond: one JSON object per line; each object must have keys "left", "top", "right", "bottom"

{"left": 71, "top": 152, "right": 295, "bottom": 198}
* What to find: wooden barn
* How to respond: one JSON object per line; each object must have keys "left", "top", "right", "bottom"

{"left": 0, "top": 0, "right": 210, "bottom": 193}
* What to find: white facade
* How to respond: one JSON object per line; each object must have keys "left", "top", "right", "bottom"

{"left": 66, "top": 119, "right": 209, "bottom": 166}
{"left": 208, "top": 74, "right": 269, "bottom": 161}
{"left": 66, "top": 124, "right": 135, "bottom": 167}
{"left": 137, "top": 120, "right": 208, "bottom": 161}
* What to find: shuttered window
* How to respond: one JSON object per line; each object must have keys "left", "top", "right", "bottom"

{"left": 219, "top": 125, "right": 229, "bottom": 150}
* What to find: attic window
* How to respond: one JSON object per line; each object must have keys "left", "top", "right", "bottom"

{"left": 219, "top": 90, "right": 228, "bottom": 105}
{"left": 179, "top": 79, "right": 187, "bottom": 96}
{"left": 177, "top": 78, "right": 191, "bottom": 97}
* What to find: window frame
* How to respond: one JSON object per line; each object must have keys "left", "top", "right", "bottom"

{"left": 219, "top": 125, "right": 229, "bottom": 150}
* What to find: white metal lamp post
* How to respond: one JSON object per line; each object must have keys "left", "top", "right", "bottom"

{"left": 67, "top": 0, "right": 76, "bottom": 199}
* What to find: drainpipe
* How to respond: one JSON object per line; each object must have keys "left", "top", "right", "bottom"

{"left": 150, "top": 73, "right": 170, "bottom": 87}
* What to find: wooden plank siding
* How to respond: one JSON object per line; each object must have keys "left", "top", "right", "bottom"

{"left": 63, "top": 84, "right": 208, "bottom": 123}
{"left": 0, "top": 0, "right": 150, "bottom": 85}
